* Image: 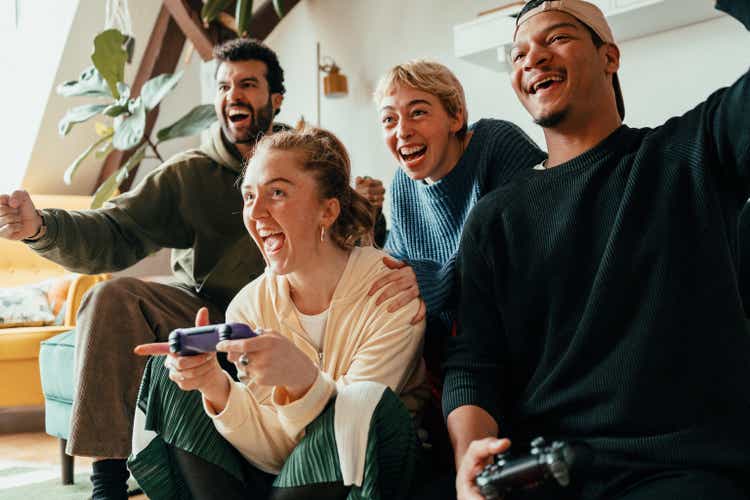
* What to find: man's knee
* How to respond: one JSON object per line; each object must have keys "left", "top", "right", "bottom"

{"left": 80, "top": 276, "right": 145, "bottom": 305}
{"left": 75, "top": 278, "right": 163, "bottom": 352}
{"left": 78, "top": 277, "right": 146, "bottom": 317}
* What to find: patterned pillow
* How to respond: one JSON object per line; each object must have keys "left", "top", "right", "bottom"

{"left": 0, "top": 285, "right": 55, "bottom": 329}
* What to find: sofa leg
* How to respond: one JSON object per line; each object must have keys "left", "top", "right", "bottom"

{"left": 60, "top": 438, "right": 74, "bottom": 485}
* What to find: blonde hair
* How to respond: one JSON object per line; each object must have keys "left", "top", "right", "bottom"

{"left": 374, "top": 60, "right": 469, "bottom": 138}
{"left": 251, "top": 126, "right": 374, "bottom": 250}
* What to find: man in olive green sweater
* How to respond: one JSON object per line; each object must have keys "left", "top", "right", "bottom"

{"left": 0, "top": 38, "right": 285, "bottom": 499}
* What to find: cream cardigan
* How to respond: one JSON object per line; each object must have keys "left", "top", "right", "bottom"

{"left": 202, "top": 246, "right": 427, "bottom": 474}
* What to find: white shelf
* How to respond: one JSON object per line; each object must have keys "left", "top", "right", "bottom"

{"left": 453, "top": 8, "right": 518, "bottom": 72}
{"left": 454, "top": 0, "right": 725, "bottom": 73}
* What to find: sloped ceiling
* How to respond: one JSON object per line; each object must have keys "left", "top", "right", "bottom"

{"left": 0, "top": 0, "right": 79, "bottom": 193}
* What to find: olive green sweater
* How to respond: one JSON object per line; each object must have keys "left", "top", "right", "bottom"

{"left": 28, "top": 123, "right": 265, "bottom": 307}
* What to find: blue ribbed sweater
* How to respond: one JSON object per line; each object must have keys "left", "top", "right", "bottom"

{"left": 385, "top": 119, "right": 545, "bottom": 323}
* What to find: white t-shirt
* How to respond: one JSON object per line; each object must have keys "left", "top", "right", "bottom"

{"left": 295, "top": 306, "right": 329, "bottom": 351}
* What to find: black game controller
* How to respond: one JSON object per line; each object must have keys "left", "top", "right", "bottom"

{"left": 475, "top": 437, "right": 591, "bottom": 499}
{"left": 168, "top": 323, "right": 256, "bottom": 356}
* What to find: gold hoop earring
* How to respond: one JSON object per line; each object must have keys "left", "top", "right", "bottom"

{"left": 320, "top": 225, "right": 326, "bottom": 242}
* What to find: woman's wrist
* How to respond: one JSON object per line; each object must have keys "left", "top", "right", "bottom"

{"left": 201, "top": 369, "right": 231, "bottom": 413}
{"left": 282, "top": 362, "right": 318, "bottom": 402}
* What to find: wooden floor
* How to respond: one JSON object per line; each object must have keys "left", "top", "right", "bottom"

{"left": 0, "top": 431, "right": 146, "bottom": 499}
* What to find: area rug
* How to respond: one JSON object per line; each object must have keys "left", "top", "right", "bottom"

{"left": 0, "top": 459, "right": 139, "bottom": 499}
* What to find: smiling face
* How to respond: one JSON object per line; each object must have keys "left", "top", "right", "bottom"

{"left": 214, "top": 59, "right": 281, "bottom": 146}
{"left": 241, "top": 149, "right": 339, "bottom": 276}
{"left": 379, "top": 85, "right": 464, "bottom": 182}
{"left": 510, "top": 11, "right": 619, "bottom": 128}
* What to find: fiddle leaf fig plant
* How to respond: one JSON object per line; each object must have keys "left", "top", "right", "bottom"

{"left": 57, "top": 28, "right": 216, "bottom": 208}
{"left": 200, "top": 0, "right": 285, "bottom": 36}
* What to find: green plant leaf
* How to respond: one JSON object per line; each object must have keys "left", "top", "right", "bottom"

{"left": 90, "top": 142, "right": 148, "bottom": 209}
{"left": 235, "top": 0, "right": 253, "bottom": 37}
{"left": 63, "top": 133, "right": 113, "bottom": 185}
{"left": 156, "top": 104, "right": 216, "bottom": 142}
{"left": 95, "top": 122, "right": 114, "bottom": 137}
{"left": 117, "top": 82, "right": 131, "bottom": 100}
{"left": 272, "top": 0, "right": 284, "bottom": 18}
{"left": 201, "top": 0, "right": 233, "bottom": 24}
{"left": 141, "top": 71, "right": 184, "bottom": 111}
{"left": 112, "top": 97, "right": 146, "bottom": 150}
{"left": 103, "top": 103, "right": 129, "bottom": 117}
{"left": 91, "top": 174, "right": 119, "bottom": 209}
{"left": 117, "top": 142, "right": 148, "bottom": 182}
{"left": 95, "top": 140, "right": 114, "bottom": 159}
{"left": 56, "top": 66, "right": 112, "bottom": 98}
{"left": 124, "top": 36, "right": 136, "bottom": 63}
{"left": 103, "top": 84, "right": 132, "bottom": 117}
{"left": 91, "top": 29, "right": 128, "bottom": 99}
{"left": 58, "top": 104, "right": 108, "bottom": 136}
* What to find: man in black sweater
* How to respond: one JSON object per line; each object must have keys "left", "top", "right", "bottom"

{"left": 444, "top": 1, "right": 750, "bottom": 499}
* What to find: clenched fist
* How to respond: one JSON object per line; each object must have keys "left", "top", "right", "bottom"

{"left": 0, "top": 190, "right": 42, "bottom": 240}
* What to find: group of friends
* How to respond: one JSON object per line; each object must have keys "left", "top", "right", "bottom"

{"left": 1, "top": 0, "right": 749, "bottom": 499}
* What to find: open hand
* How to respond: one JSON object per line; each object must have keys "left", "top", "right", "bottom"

{"left": 457, "top": 438, "right": 511, "bottom": 500}
{"left": 368, "top": 255, "right": 426, "bottom": 324}
{"left": 355, "top": 176, "right": 385, "bottom": 209}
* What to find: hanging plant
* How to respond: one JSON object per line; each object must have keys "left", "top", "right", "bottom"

{"left": 57, "top": 29, "right": 217, "bottom": 208}
{"left": 235, "top": 0, "right": 253, "bottom": 37}
{"left": 200, "top": 0, "right": 285, "bottom": 37}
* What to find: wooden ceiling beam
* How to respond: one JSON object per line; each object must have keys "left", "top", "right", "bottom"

{"left": 162, "top": 0, "right": 215, "bottom": 61}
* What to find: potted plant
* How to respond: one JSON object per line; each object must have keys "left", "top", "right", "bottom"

{"left": 56, "top": 28, "right": 218, "bottom": 208}
{"left": 57, "top": 1, "right": 287, "bottom": 207}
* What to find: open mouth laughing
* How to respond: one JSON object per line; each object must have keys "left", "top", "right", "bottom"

{"left": 226, "top": 106, "right": 254, "bottom": 127}
{"left": 527, "top": 73, "right": 566, "bottom": 96}
{"left": 398, "top": 144, "right": 427, "bottom": 166}
{"left": 257, "top": 227, "right": 285, "bottom": 255}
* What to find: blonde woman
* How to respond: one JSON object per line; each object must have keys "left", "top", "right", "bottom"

{"left": 367, "top": 62, "right": 545, "bottom": 480}
{"left": 130, "top": 127, "right": 427, "bottom": 500}
{"left": 371, "top": 60, "right": 545, "bottom": 326}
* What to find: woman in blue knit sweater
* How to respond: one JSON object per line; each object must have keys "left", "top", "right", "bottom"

{"left": 368, "top": 61, "right": 545, "bottom": 484}
{"left": 371, "top": 60, "right": 545, "bottom": 337}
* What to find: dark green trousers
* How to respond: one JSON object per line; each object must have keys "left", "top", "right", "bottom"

{"left": 129, "top": 356, "right": 418, "bottom": 500}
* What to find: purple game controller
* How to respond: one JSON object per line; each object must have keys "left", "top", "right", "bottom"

{"left": 168, "top": 323, "right": 256, "bottom": 356}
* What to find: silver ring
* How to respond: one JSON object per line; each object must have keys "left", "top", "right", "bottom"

{"left": 239, "top": 353, "right": 249, "bottom": 367}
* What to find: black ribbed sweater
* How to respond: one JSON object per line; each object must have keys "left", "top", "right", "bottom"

{"left": 444, "top": 0, "right": 750, "bottom": 476}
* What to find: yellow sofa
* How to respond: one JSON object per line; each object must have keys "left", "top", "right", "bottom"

{"left": 0, "top": 195, "right": 109, "bottom": 408}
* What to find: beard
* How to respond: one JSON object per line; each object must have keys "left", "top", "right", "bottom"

{"left": 223, "top": 96, "right": 275, "bottom": 145}
{"left": 534, "top": 109, "right": 568, "bottom": 128}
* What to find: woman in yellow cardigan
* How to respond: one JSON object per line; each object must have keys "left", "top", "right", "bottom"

{"left": 129, "top": 126, "right": 428, "bottom": 500}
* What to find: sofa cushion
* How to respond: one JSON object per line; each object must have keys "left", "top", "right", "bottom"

{"left": 0, "top": 284, "right": 55, "bottom": 328}
{"left": 39, "top": 330, "right": 77, "bottom": 404}
{"left": 39, "top": 330, "right": 77, "bottom": 440}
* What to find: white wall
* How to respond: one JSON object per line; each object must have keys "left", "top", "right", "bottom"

{"left": 619, "top": 15, "right": 749, "bottom": 128}
{"left": 20, "top": 0, "right": 203, "bottom": 195}
{"left": 266, "top": 0, "right": 750, "bottom": 208}
{"left": 0, "top": 0, "right": 79, "bottom": 194}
